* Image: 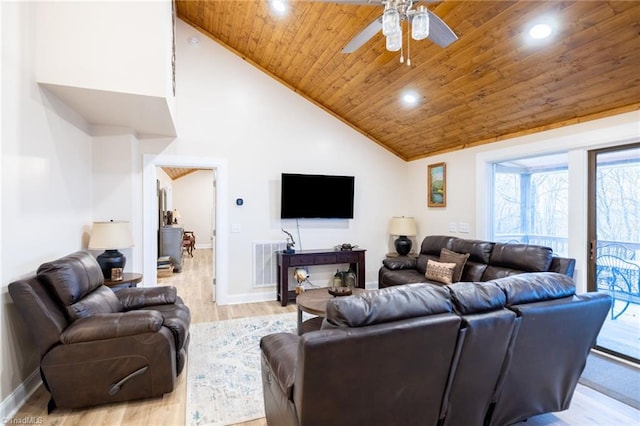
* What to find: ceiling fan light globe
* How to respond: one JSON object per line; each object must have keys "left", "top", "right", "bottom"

{"left": 382, "top": 7, "right": 400, "bottom": 36}
{"left": 386, "top": 31, "right": 402, "bottom": 52}
{"left": 411, "top": 7, "right": 430, "bottom": 41}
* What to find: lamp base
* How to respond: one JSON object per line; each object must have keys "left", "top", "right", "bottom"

{"left": 394, "top": 236, "right": 412, "bottom": 256}
{"left": 96, "top": 250, "right": 127, "bottom": 279}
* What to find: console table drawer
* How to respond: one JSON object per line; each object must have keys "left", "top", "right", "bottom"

{"left": 335, "top": 252, "right": 359, "bottom": 263}
{"left": 314, "top": 254, "right": 337, "bottom": 265}
{"left": 289, "top": 255, "right": 315, "bottom": 266}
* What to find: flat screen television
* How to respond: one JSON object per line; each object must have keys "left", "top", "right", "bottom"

{"left": 280, "top": 173, "right": 355, "bottom": 219}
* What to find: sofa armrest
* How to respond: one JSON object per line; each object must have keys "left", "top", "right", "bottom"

{"left": 116, "top": 286, "right": 177, "bottom": 310}
{"left": 382, "top": 256, "right": 417, "bottom": 270}
{"left": 260, "top": 332, "right": 300, "bottom": 400}
{"left": 60, "top": 311, "right": 164, "bottom": 344}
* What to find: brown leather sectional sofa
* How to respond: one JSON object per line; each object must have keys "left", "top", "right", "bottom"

{"left": 260, "top": 272, "right": 610, "bottom": 426}
{"left": 379, "top": 235, "right": 576, "bottom": 288}
{"left": 8, "top": 251, "right": 190, "bottom": 410}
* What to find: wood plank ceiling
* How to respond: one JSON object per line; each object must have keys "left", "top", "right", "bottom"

{"left": 176, "top": 1, "right": 640, "bottom": 161}
{"left": 161, "top": 167, "right": 199, "bottom": 180}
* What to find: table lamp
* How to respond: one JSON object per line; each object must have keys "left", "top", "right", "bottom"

{"left": 389, "top": 216, "right": 417, "bottom": 256}
{"left": 172, "top": 209, "right": 181, "bottom": 224}
{"left": 88, "top": 220, "right": 135, "bottom": 279}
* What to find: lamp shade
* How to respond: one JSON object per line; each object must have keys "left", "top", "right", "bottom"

{"left": 389, "top": 217, "right": 417, "bottom": 237}
{"left": 89, "top": 221, "right": 134, "bottom": 279}
{"left": 88, "top": 221, "right": 134, "bottom": 250}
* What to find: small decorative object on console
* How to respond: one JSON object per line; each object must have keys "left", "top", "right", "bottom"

{"left": 294, "top": 267, "right": 309, "bottom": 294}
{"left": 281, "top": 228, "right": 296, "bottom": 253}
{"left": 335, "top": 243, "right": 359, "bottom": 251}
{"left": 328, "top": 287, "right": 352, "bottom": 297}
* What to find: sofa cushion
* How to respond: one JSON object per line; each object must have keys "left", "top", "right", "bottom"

{"left": 116, "top": 286, "right": 178, "bottom": 310}
{"left": 489, "top": 243, "right": 553, "bottom": 272}
{"left": 420, "top": 235, "right": 456, "bottom": 256}
{"left": 325, "top": 283, "right": 452, "bottom": 327}
{"left": 440, "top": 248, "right": 470, "bottom": 282}
{"left": 460, "top": 261, "right": 489, "bottom": 282}
{"left": 379, "top": 268, "right": 432, "bottom": 287}
{"left": 549, "top": 256, "right": 576, "bottom": 278}
{"left": 416, "top": 254, "right": 440, "bottom": 275}
{"left": 37, "top": 251, "right": 106, "bottom": 307}
{"left": 492, "top": 272, "right": 576, "bottom": 306}
{"left": 450, "top": 238, "right": 495, "bottom": 264}
{"left": 425, "top": 260, "right": 456, "bottom": 284}
{"left": 382, "top": 256, "right": 417, "bottom": 270}
{"left": 66, "top": 286, "right": 125, "bottom": 321}
{"left": 447, "top": 281, "right": 506, "bottom": 314}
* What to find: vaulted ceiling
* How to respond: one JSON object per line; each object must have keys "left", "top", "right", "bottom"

{"left": 176, "top": 1, "right": 640, "bottom": 161}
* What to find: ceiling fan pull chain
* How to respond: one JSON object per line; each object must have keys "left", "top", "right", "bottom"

{"left": 407, "top": 20, "right": 411, "bottom": 66}
{"left": 399, "top": 19, "right": 405, "bottom": 64}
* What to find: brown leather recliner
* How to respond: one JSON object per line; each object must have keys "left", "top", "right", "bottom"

{"left": 8, "top": 251, "right": 190, "bottom": 411}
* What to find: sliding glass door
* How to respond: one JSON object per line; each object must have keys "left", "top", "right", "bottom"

{"left": 588, "top": 144, "right": 640, "bottom": 363}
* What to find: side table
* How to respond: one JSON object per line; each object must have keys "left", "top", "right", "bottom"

{"left": 104, "top": 273, "right": 143, "bottom": 291}
{"left": 296, "top": 287, "right": 365, "bottom": 335}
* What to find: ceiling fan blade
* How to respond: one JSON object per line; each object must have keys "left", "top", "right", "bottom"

{"left": 426, "top": 9, "right": 458, "bottom": 47}
{"left": 342, "top": 17, "right": 382, "bottom": 53}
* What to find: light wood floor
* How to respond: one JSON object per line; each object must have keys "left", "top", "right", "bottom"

{"left": 12, "top": 249, "right": 640, "bottom": 425}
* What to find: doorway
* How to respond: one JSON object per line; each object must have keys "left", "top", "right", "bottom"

{"left": 143, "top": 154, "right": 229, "bottom": 304}
{"left": 587, "top": 143, "right": 640, "bottom": 363}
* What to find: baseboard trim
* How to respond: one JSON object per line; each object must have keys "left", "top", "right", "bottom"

{"left": 0, "top": 369, "right": 42, "bottom": 421}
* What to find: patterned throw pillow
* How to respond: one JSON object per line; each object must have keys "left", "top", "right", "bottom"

{"left": 440, "top": 248, "right": 470, "bottom": 282}
{"left": 425, "top": 259, "right": 457, "bottom": 284}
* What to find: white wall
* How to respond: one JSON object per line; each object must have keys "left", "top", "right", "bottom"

{"left": 35, "top": 1, "right": 173, "bottom": 99}
{"left": 1, "top": 0, "right": 93, "bottom": 416}
{"left": 139, "top": 20, "right": 410, "bottom": 302}
{"left": 172, "top": 170, "right": 215, "bottom": 249}
{"left": 407, "top": 111, "right": 640, "bottom": 292}
{"left": 90, "top": 133, "right": 140, "bottom": 272}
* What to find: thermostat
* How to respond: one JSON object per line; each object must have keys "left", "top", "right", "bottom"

{"left": 236, "top": 198, "right": 244, "bottom": 206}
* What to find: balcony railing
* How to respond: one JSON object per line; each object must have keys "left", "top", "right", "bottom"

{"left": 494, "top": 235, "right": 640, "bottom": 260}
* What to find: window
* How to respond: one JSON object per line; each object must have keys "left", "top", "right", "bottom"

{"left": 491, "top": 153, "right": 569, "bottom": 256}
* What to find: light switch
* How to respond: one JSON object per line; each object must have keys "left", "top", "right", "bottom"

{"left": 458, "top": 222, "right": 470, "bottom": 233}
{"left": 231, "top": 223, "right": 241, "bottom": 233}
{"left": 449, "top": 222, "right": 457, "bottom": 233}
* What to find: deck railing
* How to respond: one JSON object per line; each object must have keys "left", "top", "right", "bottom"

{"left": 494, "top": 235, "right": 640, "bottom": 260}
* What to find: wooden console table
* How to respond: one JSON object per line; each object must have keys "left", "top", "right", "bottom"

{"left": 276, "top": 248, "right": 366, "bottom": 306}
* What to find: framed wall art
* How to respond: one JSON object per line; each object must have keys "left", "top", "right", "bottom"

{"left": 427, "top": 162, "right": 446, "bottom": 207}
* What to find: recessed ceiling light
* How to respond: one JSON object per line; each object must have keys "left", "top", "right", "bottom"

{"left": 529, "top": 23, "right": 552, "bottom": 39}
{"left": 402, "top": 91, "right": 419, "bottom": 106}
{"left": 271, "top": 0, "right": 287, "bottom": 14}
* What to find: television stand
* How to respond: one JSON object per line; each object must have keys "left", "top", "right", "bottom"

{"left": 276, "top": 248, "right": 366, "bottom": 306}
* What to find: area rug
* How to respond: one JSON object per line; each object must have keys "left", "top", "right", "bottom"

{"left": 187, "top": 313, "right": 297, "bottom": 425}
{"left": 579, "top": 351, "right": 640, "bottom": 409}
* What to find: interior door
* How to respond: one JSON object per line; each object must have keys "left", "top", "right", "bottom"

{"left": 587, "top": 143, "right": 640, "bottom": 363}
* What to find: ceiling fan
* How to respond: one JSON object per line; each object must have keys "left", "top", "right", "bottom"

{"left": 316, "top": 0, "right": 457, "bottom": 64}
